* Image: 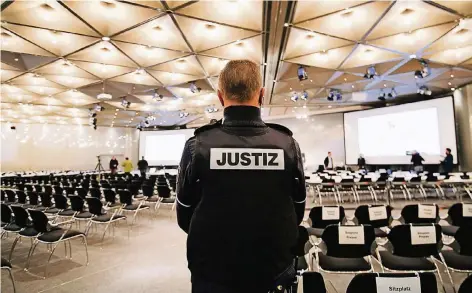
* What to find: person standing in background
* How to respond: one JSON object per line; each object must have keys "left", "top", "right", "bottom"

{"left": 122, "top": 157, "right": 133, "bottom": 175}
{"left": 441, "top": 148, "right": 454, "bottom": 174}
{"left": 137, "top": 156, "right": 149, "bottom": 178}
{"left": 411, "top": 151, "right": 425, "bottom": 172}
{"left": 357, "top": 154, "right": 366, "bottom": 170}
{"left": 324, "top": 151, "right": 334, "bottom": 170}
{"left": 109, "top": 156, "right": 118, "bottom": 174}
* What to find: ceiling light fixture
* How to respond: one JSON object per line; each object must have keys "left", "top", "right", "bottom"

{"left": 417, "top": 85, "right": 432, "bottom": 96}
{"left": 190, "top": 82, "right": 201, "bottom": 94}
{"left": 301, "top": 91, "right": 309, "bottom": 100}
{"left": 297, "top": 65, "right": 308, "bottom": 81}
{"left": 121, "top": 97, "right": 131, "bottom": 108}
{"left": 102, "top": 36, "right": 110, "bottom": 41}
{"left": 290, "top": 92, "right": 299, "bottom": 102}
{"left": 364, "top": 66, "right": 377, "bottom": 79}
{"left": 414, "top": 60, "right": 430, "bottom": 79}
{"left": 409, "top": 54, "right": 417, "bottom": 59}
{"left": 387, "top": 88, "right": 398, "bottom": 98}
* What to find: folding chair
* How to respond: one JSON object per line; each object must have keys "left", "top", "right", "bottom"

{"left": 142, "top": 184, "right": 160, "bottom": 210}
{"left": 400, "top": 204, "right": 439, "bottom": 224}
{"left": 1, "top": 204, "right": 22, "bottom": 237}
{"left": 312, "top": 224, "right": 375, "bottom": 275}
{"left": 375, "top": 223, "right": 446, "bottom": 292}
{"left": 118, "top": 190, "right": 149, "bottom": 226}
{"left": 353, "top": 205, "right": 393, "bottom": 238}
{"left": 1, "top": 257, "right": 16, "bottom": 293}
{"left": 26, "top": 210, "right": 88, "bottom": 278}
{"left": 4, "top": 190, "right": 17, "bottom": 205}
{"left": 441, "top": 203, "right": 472, "bottom": 237}
{"left": 306, "top": 206, "right": 346, "bottom": 239}
{"left": 346, "top": 272, "right": 438, "bottom": 293}
{"left": 156, "top": 185, "right": 176, "bottom": 213}
{"left": 9, "top": 205, "right": 40, "bottom": 262}
{"left": 85, "top": 197, "right": 126, "bottom": 246}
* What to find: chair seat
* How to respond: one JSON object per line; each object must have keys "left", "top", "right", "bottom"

{"left": 378, "top": 251, "right": 436, "bottom": 271}
{"left": 38, "top": 228, "right": 84, "bottom": 242}
{"left": 441, "top": 250, "right": 472, "bottom": 271}
{"left": 160, "top": 198, "right": 175, "bottom": 204}
{"left": 306, "top": 227, "right": 324, "bottom": 238}
{"left": 1, "top": 257, "right": 12, "bottom": 268}
{"left": 19, "top": 227, "right": 40, "bottom": 237}
{"left": 124, "top": 204, "right": 150, "bottom": 211}
{"left": 44, "top": 208, "right": 60, "bottom": 214}
{"left": 317, "top": 253, "right": 371, "bottom": 272}
{"left": 297, "top": 256, "right": 308, "bottom": 271}
{"left": 58, "top": 209, "right": 76, "bottom": 216}
{"left": 75, "top": 211, "right": 93, "bottom": 219}
{"left": 374, "top": 228, "right": 388, "bottom": 238}
{"left": 441, "top": 225, "right": 459, "bottom": 237}
{"left": 144, "top": 197, "right": 160, "bottom": 202}
{"left": 3, "top": 223, "right": 22, "bottom": 232}
{"left": 30, "top": 206, "right": 47, "bottom": 212}
{"left": 22, "top": 204, "right": 36, "bottom": 209}
{"left": 92, "top": 214, "right": 126, "bottom": 222}
{"left": 1, "top": 222, "right": 5, "bottom": 228}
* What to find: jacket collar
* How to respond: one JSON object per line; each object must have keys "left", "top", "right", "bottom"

{"left": 222, "top": 106, "right": 265, "bottom": 127}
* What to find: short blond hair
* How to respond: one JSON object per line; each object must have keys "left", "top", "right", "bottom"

{"left": 218, "top": 59, "right": 262, "bottom": 102}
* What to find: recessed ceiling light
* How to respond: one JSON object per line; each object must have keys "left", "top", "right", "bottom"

{"left": 284, "top": 23, "right": 289, "bottom": 27}
{"left": 448, "top": 82, "right": 452, "bottom": 86}
{"left": 328, "top": 105, "right": 332, "bottom": 108}
{"left": 344, "top": 78, "right": 347, "bottom": 81}
{"left": 14, "top": 58, "right": 19, "bottom": 61}
{"left": 409, "top": 54, "right": 417, "bottom": 59}
{"left": 289, "top": 87, "right": 292, "bottom": 90}
{"left": 451, "top": 87, "right": 456, "bottom": 91}
{"left": 303, "top": 105, "right": 306, "bottom": 109}
{"left": 310, "top": 79, "right": 313, "bottom": 82}
{"left": 102, "top": 36, "right": 110, "bottom": 41}
{"left": 383, "top": 84, "right": 387, "bottom": 87}
{"left": 450, "top": 74, "right": 454, "bottom": 78}
{"left": 352, "top": 85, "right": 355, "bottom": 88}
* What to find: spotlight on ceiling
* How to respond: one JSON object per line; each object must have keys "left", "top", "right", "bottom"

{"left": 94, "top": 104, "right": 104, "bottom": 112}
{"left": 414, "top": 60, "right": 430, "bottom": 79}
{"left": 121, "top": 98, "right": 131, "bottom": 109}
{"left": 417, "top": 85, "right": 432, "bottom": 96}
{"left": 190, "top": 82, "right": 201, "bottom": 94}
{"left": 136, "top": 124, "right": 143, "bottom": 131}
{"left": 88, "top": 117, "right": 97, "bottom": 130}
{"left": 387, "top": 88, "right": 397, "bottom": 98}
{"left": 297, "top": 65, "right": 308, "bottom": 81}
{"left": 363, "top": 66, "right": 377, "bottom": 79}
{"left": 326, "top": 89, "right": 341, "bottom": 101}
{"left": 179, "top": 111, "right": 189, "bottom": 118}
{"left": 152, "top": 89, "right": 163, "bottom": 101}
{"left": 146, "top": 115, "right": 156, "bottom": 122}
{"left": 378, "top": 90, "right": 386, "bottom": 101}
{"left": 290, "top": 92, "right": 299, "bottom": 102}
{"left": 206, "top": 106, "right": 218, "bottom": 113}
{"left": 301, "top": 91, "right": 309, "bottom": 100}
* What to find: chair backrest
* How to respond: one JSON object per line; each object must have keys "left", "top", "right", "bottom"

{"left": 157, "top": 185, "right": 171, "bottom": 199}
{"left": 401, "top": 204, "right": 439, "bottom": 224}
{"left": 118, "top": 190, "right": 133, "bottom": 205}
{"left": 387, "top": 224, "right": 441, "bottom": 257}
{"left": 309, "top": 206, "right": 345, "bottom": 228}
{"left": 10, "top": 205, "right": 30, "bottom": 228}
{"left": 103, "top": 189, "right": 117, "bottom": 203}
{"left": 1, "top": 204, "right": 12, "bottom": 223}
{"left": 69, "top": 195, "right": 84, "bottom": 212}
{"left": 86, "top": 197, "right": 104, "bottom": 216}
{"left": 5, "top": 190, "right": 16, "bottom": 203}
{"left": 39, "top": 192, "right": 53, "bottom": 208}
{"left": 321, "top": 224, "right": 375, "bottom": 258}
{"left": 448, "top": 203, "right": 472, "bottom": 227}
{"left": 44, "top": 185, "right": 53, "bottom": 195}
{"left": 454, "top": 226, "right": 472, "bottom": 256}
{"left": 28, "top": 210, "right": 50, "bottom": 233}
{"left": 75, "top": 188, "right": 87, "bottom": 199}
{"left": 142, "top": 185, "right": 154, "bottom": 198}
{"left": 53, "top": 194, "right": 68, "bottom": 210}
{"left": 89, "top": 187, "right": 101, "bottom": 199}
{"left": 27, "top": 191, "right": 39, "bottom": 205}
{"left": 347, "top": 272, "right": 437, "bottom": 293}
{"left": 300, "top": 272, "right": 327, "bottom": 293}
{"left": 354, "top": 205, "right": 392, "bottom": 228}
{"left": 16, "top": 191, "right": 27, "bottom": 204}
{"left": 459, "top": 274, "right": 472, "bottom": 293}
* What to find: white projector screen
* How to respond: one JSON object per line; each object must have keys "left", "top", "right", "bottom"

{"left": 344, "top": 97, "right": 458, "bottom": 165}
{"left": 139, "top": 129, "right": 195, "bottom": 166}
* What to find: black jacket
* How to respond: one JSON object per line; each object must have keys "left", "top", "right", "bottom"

{"left": 176, "top": 106, "right": 306, "bottom": 290}
{"left": 137, "top": 159, "right": 148, "bottom": 170}
{"left": 411, "top": 153, "right": 425, "bottom": 166}
{"left": 324, "top": 156, "right": 333, "bottom": 168}
{"left": 358, "top": 157, "right": 366, "bottom": 168}
{"left": 109, "top": 159, "right": 118, "bottom": 169}
{"left": 442, "top": 154, "right": 454, "bottom": 173}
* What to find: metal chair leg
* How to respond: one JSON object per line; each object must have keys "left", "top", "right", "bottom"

{"left": 7, "top": 268, "right": 17, "bottom": 293}
{"left": 44, "top": 242, "right": 59, "bottom": 279}
{"left": 69, "top": 240, "right": 72, "bottom": 260}
{"left": 100, "top": 222, "right": 112, "bottom": 248}
{"left": 82, "top": 235, "right": 89, "bottom": 266}
{"left": 9, "top": 235, "right": 21, "bottom": 262}
{"left": 64, "top": 241, "right": 68, "bottom": 258}
{"left": 25, "top": 240, "right": 40, "bottom": 271}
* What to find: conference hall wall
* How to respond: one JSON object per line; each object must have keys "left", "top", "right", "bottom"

{"left": 0, "top": 123, "right": 139, "bottom": 172}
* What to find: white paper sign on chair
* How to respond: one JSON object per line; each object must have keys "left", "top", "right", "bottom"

{"left": 368, "top": 206, "right": 388, "bottom": 221}
{"left": 463, "top": 204, "right": 472, "bottom": 217}
{"left": 411, "top": 226, "right": 437, "bottom": 245}
{"left": 339, "top": 226, "right": 365, "bottom": 245}
{"left": 322, "top": 206, "right": 340, "bottom": 220}
{"left": 376, "top": 277, "right": 421, "bottom": 293}
{"left": 418, "top": 204, "right": 436, "bottom": 219}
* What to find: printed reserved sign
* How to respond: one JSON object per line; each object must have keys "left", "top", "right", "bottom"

{"left": 339, "top": 226, "right": 365, "bottom": 245}
{"left": 463, "top": 204, "right": 472, "bottom": 217}
{"left": 376, "top": 277, "right": 421, "bottom": 293}
{"left": 411, "top": 226, "right": 437, "bottom": 245}
{"left": 368, "top": 206, "right": 388, "bottom": 221}
{"left": 210, "top": 148, "right": 284, "bottom": 170}
{"left": 322, "top": 206, "right": 340, "bottom": 220}
{"left": 418, "top": 204, "right": 436, "bottom": 219}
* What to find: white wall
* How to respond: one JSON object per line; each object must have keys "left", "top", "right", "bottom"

{"left": 275, "top": 113, "right": 345, "bottom": 171}
{"left": 1, "top": 123, "right": 139, "bottom": 172}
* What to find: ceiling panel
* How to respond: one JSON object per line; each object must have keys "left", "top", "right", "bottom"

{"left": 67, "top": 41, "right": 137, "bottom": 67}
{"left": 340, "top": 44, "right": 403, "bottom": 69}
{"left": 1, "top": 70, "right": 23, "bottom": 82}
{"left": 43, "top": 74, "right": 99, "bottom": 88}
{"left": 293, "top": 1, "right": 368, "bottom": 24}
{"left": 425, "top": 45, "right": 472, "bottom": 65}
{"left": 114, "top": 41, "right": 187, "bottom": 68}
{"left": 109, "top": 70, "right": 161, "bottom": 86}
{"left": 201, "top": 35, "right": 263, "bottom": 63}
{"left": 148, "top": 70, "right": 200, "bottom": 86}
{"left": 296, "top": 1, "right": 392, "bottom": 41}
{"left": 285, "top": 45, "right": 354, "bottom": 69}
{"left": 198, "top": 56, "right": 229, "bottom": 76}
{"left": 366, "top": 1, "right": 459, "bottom": 40}
{"left": 433, "top": 1, "right": 472, "bottom": 15}
{"left": 149, "top": 55, "right": 206, "bottom": 76}
{"left": 425, "top": 26, "right": 472, "bottom": 54}
{"left": 73, "top": 61, "right": 135, "bottom": 79}
{"left": 122, "top": 1, "right": 165, "bottom": 10}
{"left": 34, "top": 60, "right": 97, "bottom": 78}
{"left": 1, "top": 28, "right": 54, "bottom": 57}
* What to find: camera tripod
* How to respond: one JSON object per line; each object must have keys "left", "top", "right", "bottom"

{"left": 95, "top": 156, "right": 105, "bottom": 172}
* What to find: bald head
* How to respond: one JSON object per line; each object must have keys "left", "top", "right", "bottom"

{"left": 217, "top": 59, "right": 264, "bottom": 107}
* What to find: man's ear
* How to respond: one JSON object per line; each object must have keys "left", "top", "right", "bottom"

{"left": 258, "top": 88, "right": 265, "bottom": 106}
{"left": 217, "top": 90, "right": 224, "bottom": 107}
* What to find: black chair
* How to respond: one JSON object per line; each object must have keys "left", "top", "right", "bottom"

{"left": 26, "top": 210, "right": 88, "bottom": 278}
{"left": 89, "top": 187, "right": 101, "bottom": 199}
{"left": 437, "top": 226, "right": 472, "bottom": 291}
{"left": 346, "top": 272, "right": 437, "bottom": 293}
{"left": 1, "top": 204, "right": 22, "bottom": 237}
{"left": 39, "top": 192, "right": 60, "bottom": 215}
{"left": 353, "top": 205, "right": 393, "bottom": 237}
{"left": 375, "top": 223, "right": 446, "bottom": 291}
{"left": 118, "top": 190, "right": 149, "bottom": 226}
{"left": 16, "top": 190, "right": 28, "bottom": 206}
{"left": 9, "top": 206, "right": 40, "bottom": 262}
{"left": 441, "top": 203, "right": 472, "bottom": 237}
{"left": 312, "top": 224, "right": 375, "bottom": 274}
{"left": 459, "top": 274, "right": 472, "bottom": 293}
{"left": 307, "top": 206, "right": 346, "bottom": 238}
{"left": 4, "top": 190, "right": 17, "bottom": 205}
{"left": 69, "top": 195, "right": 93, "bottom": 225}
{"left": 53, "top": 194, "right": 76, "bottom": 218}
{"left": 27, "top": 191, "right": 42, "bottom": 210}
{"left": 142, "top": 184, "right": 160, "bottom": 210}
{"left": 85, "top": 197, "right": 126, "bottom": 246}
{"left": 1, "top": 257, "right": 16, "bottom": 293}
{"left": 401, "top": 204, "right": 439, "bottom": 224}
{"left": 104, "top": 189, "right": 120, "bottom": 207}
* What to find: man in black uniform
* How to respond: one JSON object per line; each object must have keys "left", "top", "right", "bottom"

{"left": 137, "top": 156, "right": 149, "bottom": 178}
{"left": 177, "top": 59, "right": 306, "bottom": 293}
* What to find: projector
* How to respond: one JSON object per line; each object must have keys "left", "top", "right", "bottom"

{"left": 97, "top": 93, "right": 112, "bottom": 100}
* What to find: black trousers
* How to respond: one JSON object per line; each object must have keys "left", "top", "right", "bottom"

{"left": 139, "top": 169, "right": 146, "bottom": 177}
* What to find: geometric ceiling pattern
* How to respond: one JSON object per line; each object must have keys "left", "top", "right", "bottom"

{"left": 1, "top": 0, "right": 472, "bottom": 129}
